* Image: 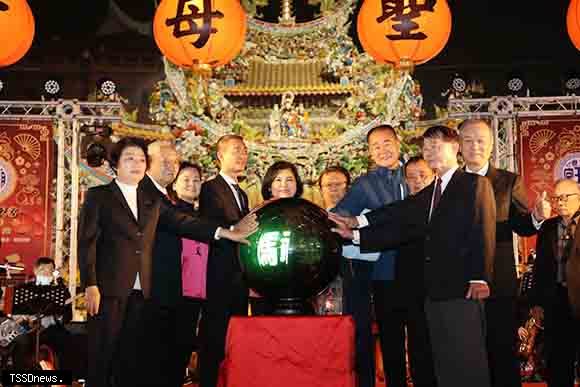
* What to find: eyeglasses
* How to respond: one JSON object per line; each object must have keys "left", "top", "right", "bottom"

{"left": 321, "top": 182, "right": 347, "bottom": 189}
{"left": 550, "top": 193, "right": 579, "bottom": 203}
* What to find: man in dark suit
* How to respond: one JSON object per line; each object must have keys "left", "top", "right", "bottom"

{"left": 396, "top": 156, "right": 437, "bottom": 387}
{"left": 530, "top": 178, "right": 580, "bottom": 387}
{"left": 459, "top": 118, "right": 552, "bottom": 387}
{"left": 331, "top": 126, "right": 496, "bottom": 387}
{"left": 138, "top": 140, "right": 188, "bottom": 387}
{"left": 78, "top": 137, "right": 255, "bottom": 387}
{"left": 198, "top": 134, "right": 250, "bottom": 387}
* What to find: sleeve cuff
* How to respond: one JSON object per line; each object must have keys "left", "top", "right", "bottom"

{"left": 353, "top": 230, "right": 361, "bottom": 245}
{"left": 356, "top": 215, "right": 369, "bottom": 228}
{"left": 531, "top": 213, "right": 544, "bottom": 230}
{"left": 214, "top": 227, "right": 222, "bottom": 240}
{"left": 469, "top": 280, "right": 487, "bottom": 285}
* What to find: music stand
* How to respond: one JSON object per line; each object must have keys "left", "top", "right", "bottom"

{"left": 11, "top": 284, "right": 70, "bottom": 365}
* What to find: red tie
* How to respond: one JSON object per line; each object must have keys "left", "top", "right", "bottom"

{"left": 429, "top": 177, "right": 442, "bottom": 221}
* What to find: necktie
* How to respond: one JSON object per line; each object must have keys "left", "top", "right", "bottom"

{"left": 561, "top": 221, "right": 576, "bottom": 284}
{"left": 233, "top": 184, "right": 248, "bottom": 214}
{"left": 429, "top": 177, "right": 442, "bottom": 221}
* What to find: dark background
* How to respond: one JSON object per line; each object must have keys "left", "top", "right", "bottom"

{"left": 1, "top": 0, "right": 579, "bottom": 119}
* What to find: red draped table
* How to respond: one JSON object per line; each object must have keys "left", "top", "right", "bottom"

{"left": 218, "top": 316, "right": 355, "bottom": 387}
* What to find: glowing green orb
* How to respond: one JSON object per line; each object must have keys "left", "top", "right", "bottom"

{"left": 239, "top": 198, "right": 341, "bottom": 301}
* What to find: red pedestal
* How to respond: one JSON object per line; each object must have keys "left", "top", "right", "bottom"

{"left": 218, "top": 316, "right": 356, "bottom": 387}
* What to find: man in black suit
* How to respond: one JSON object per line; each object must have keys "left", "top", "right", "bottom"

{"left": 198, "top": 134, "right": 251, "bottom": 387}
{"left": 78, "top": 137, "right": 256, "bottom": 387}
{"left": 459, "top": 119, "right": 552, "bottom": 387}
{"left": 137, "top": 140, "right": 189, "bottom": 387}
{"left": 530, "top": 178, "right": 580, "bottom": 387}
{"left": 396, "top": 156, "right": 437, "bottom": 387}
{"left": 331, "top": 126, "right": 496, "bottom": 387}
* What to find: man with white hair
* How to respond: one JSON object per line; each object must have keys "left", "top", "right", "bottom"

{"left": 459, "top": 119, "right": 551, "bottom": 387}
{"left": 530, "top": 178, "right": 580, "bottom": 387}
{"left": 139, "top": 140, "right": 197, "bottom": 387}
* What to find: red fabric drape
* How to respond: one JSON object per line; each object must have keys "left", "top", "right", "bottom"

{"left": 218, "top": 316, "right": 356, "bottom": 387}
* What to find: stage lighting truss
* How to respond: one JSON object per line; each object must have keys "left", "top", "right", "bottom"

{"left": 44, "top": 79, "right": 61, "bottom": 96}
{"left": 448, "top": 94, "right": 580, "bottom": 173}
{"left": 0, "top": 99, "right": 123, "bottom": 317}
{"left": 99, "top": 79, "right": 117, "bottom": 96}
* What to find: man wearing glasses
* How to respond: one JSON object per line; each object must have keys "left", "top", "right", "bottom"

{"left": 319, "top": 166, "right": 351, "bottom": 210}
{"left": 530, "top": 178, "right": 580, "bottom": 387}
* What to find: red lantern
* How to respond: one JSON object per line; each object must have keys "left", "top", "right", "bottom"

{"left": 357, "top": 0, "right": 452, "bottom": 68}
{"left": 153, "top": 0, "right": 247, "bottom": 69}
{"left": 0, "top": 0, "right": 35, "bottom": 67}
{"left": 567, "top": 0, "right": 580, "bottom": 50}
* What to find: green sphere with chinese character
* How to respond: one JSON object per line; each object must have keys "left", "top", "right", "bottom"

{"left": 239, "top": 198, "right": 341, "bottom": 306}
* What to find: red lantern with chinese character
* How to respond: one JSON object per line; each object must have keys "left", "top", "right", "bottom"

{"left": 153, "top": 0, "right": 247, "bottom": 69}
{"left": 0, "top": 0, "right": 35, "bottom": 67}
{"left": 357, "top": 0, "right": 452, "bottom": 68}
{"left": 567, "top": 0, "right": 580, "bottom": 50}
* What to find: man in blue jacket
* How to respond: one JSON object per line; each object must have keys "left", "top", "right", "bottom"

{"left": 333, "top": 125, "right": 408, "bottom": 387}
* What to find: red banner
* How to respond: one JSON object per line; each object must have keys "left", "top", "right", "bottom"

{"left": 518, "top": 116, "right": 580, "bottom": 256}
{"left": 0, "top": 120, "right": 53, "bottom": 275}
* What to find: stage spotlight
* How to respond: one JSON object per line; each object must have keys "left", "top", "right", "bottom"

{"left": 506, "top": 73, "right": 525, "bottom": 94}
{"left": 80, "top": 124, "right": 112, "bottom": 137}
{"left": 563, "top": 72, "right": 580, "bottom": 94}
{"left": 451, "top": 74, "right": 467, "bottom": 93}
{"left": 0, "top": 80, "right": 4, "bottom": 93}
{"left": 80, "top": 123, "right": 113, "bottom": 167}
{"left": 43, "top": 79, "right": 62, "bottom": 96}
{"left": 85, "top": 143, "right": 108, "bottom": 168}
{"left": 98, "top": 78, "right": 117, "bottom": 96}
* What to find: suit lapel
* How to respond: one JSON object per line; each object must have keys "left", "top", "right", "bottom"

{"left": 137, "top": 188, "right": 154, "bottom": 229}
{"left": 485, "top": 166, "right": 501, "bottom": 191}
{"left": 110, "top": 181, "right": 138, "bottom": 225}
{"left": 430, "top": 169, "right": 462, "bottom": 222}
{"left": 547, "top": 218, "right": 559, "bottom": 264}
{"left": 573, "top": 219, "right": 580, "bottom": 259}
{"left": 423, "top": 180, "right": 436, "bottom": 222}
{"left": 216, "top": 174, "right": 243, "bottom": 219}
{"left": 566, "top": 216, "right": 580, "bottom": 269}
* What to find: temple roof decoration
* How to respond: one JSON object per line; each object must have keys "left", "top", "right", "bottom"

{"left": 146, "top": 0, "right": 424, "bottom": 191}
{"left": 222, "top": 60, "right": 353, "bottom": 96}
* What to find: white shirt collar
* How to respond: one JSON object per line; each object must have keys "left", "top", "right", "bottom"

{"left": 146, "top": 173, "right": 168, "bottom": 196}
{"left": 219, "top": 171, "right": 239, "bottom": 186}
{"left": 438, "top": 166, "right": 458, "bottom": 193}
{"left": 115, "top": 179, "right": 138, "bottom": 191}
{"left": 465, "top": 162, "right": 490, "bottom": 177}
{"left": 115, "top": 179, "right": 138, "bottom": 220}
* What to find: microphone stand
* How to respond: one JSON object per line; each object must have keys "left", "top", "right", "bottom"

{"left": 0, "top": 264, "right": 25, "bottom": 280}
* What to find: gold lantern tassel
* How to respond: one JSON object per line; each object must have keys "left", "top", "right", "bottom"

{"left": 192, "top": 62, "right": 214, "bottom": 117}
